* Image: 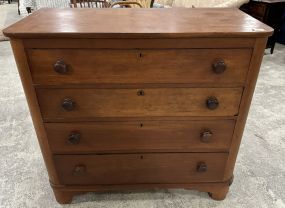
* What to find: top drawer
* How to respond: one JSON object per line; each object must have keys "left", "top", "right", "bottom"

{"left": 27, "top": 49, "right": 252, "bottom": 86}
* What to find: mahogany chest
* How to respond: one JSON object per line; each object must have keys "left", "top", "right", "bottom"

{"left": 3, "top": 8, "right": 273, "bottom": 204}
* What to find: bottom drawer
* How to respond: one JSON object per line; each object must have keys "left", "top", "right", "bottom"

{"left": 54, "top": 153, "right": 228, "bottom": 185}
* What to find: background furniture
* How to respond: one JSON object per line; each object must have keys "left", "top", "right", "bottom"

{"left": 23, "top": 0, "right": 153, "bottom": 12}
{"left": 70, "top": 0, "right": 110, "bottom": 8}
{"left": 240, "top": 0, "right": 285, "bottom": 54}
{"left": 130, "top": 0, "right": 154, "bottom": 7}
{"left": 69, "top": 0, "right": 152, "bottom": 8}
{"left": 277, "top": 11, "right": 285, "bottom": 43}
{"left": 156, "top": 0, "right": 249, "bottom": 8}
{"left": 111, "top": 1, "right": 143, "bottom": 7}
{"left": 3, "top": 8, "right": 272, "bottom": 204}
{"left": 21, "top": 0, "right": 70, "bottom": 13}
{"left": 20, "top": 0, "right": 248, "bottom": 14}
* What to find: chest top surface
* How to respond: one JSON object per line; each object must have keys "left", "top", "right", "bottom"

{"left": 3, "top": 8, "right": 273, "bottom": 39}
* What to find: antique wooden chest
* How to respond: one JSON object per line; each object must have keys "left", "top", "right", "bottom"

{"left": 3, "top": 8, "right": 273, "bottom": 204}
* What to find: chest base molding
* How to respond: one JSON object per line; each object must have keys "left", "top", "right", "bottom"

{"left": 51, "top": 178, "right": 233, "bottom": 204}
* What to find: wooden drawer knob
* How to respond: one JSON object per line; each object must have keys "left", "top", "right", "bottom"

{"left": 200, "top": 130, "right": 213, "bottom": 142}
{"left": 212, "top": 59, "right": 226, "bottom": 74}
{"left": 62, "top": 98, "right": 75, "bottom": 111}
{"left": 54, "top": 60, "right": 69, "bottom": 74}
{"left": 68, "top": 132, "right": 81, "bottom": 144}
{"left": 197, "top": 162, "right": 207, "bottom": 172}
{"left": 206, "top": 96, "right": 219, "bottom": 110}
{"left": 73, "top": 165, "right": 86, "bottom": 176}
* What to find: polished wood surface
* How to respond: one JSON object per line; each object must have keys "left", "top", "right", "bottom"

{"left": 23, "top": 38, "right": 256, "bottom": 49}
{"left": 9, "top": 40, "right": 61, "bottom": 184}
{"left": 54, "top": 153, "right": 228, "bottom": 185}
{"left": 3, "top": 8, "right": 273, "bottom": 38}
{"left": 45, "top": 120, "right": 235, "bottom": 153}
{"left": 4, "top": 8, "right": 273, "bottom": 204}
{"left": 28, "top": 49, "right": 252, "bottom": 85}
{"left": 224, "top": 37, "right": 268, "bottom": 180}
{"left": 36, "top": 88, "right": 243, "bottom": 119}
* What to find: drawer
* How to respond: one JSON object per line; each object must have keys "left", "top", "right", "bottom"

{"left": 27, "top": 49, "right": 252, "bottom": 86}
{"left": 37, "top": 88, "right": 243, "bottom": 120}
{"left": 46, "top": 120, "right": 235, "bottom": 153}
{"left": 54, "top": 153, "right": 228, "bottom": 185}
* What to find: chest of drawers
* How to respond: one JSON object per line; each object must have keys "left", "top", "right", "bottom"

{"left": 3, "top": 8, "right": 273, "bottom": 204}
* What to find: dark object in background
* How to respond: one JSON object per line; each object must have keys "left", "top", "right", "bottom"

{"left": 240, "top": 0, "right": 285, "bottom": 54}
{"left": 277, "top": 11, "right": 285, "bottom": 44}
{"left": 26, "top": 7, "right": 32, "bottom": 14}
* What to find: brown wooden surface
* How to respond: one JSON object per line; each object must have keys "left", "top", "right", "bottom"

{"left": 223, "top": 38, "right": 268, "bottom": 180}
{"left": 3, "top": 8, "right": 273, "bottom": 38}
{"left": 54, "top": 153, "right": 228, "bottom": 185}
{"left": 23, "top": 38, "right": 256, "bottom": 49}
{"left": 37, "top": 88, "right": 243, "bottom": 120}
{"left": 42, "top": 116, "right": 238, "bottom": 122}
{"left": 27, "top": 49, "right": 252, "bottom": 86}
{"left": 45, "top": 120, "right": 235, "bottom": 153}
{"left": 111, "top": 1, "right": 143, "bottom": 8}
{"left": 9, "top": 39, "right": 60, "bottom": 184}
{"left": 51, "top": 180, "right": 231, "bottom": 203}
{"left": 6, "top": 7, "right": 273, "bottom": 204}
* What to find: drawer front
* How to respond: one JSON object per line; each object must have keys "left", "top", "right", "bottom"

{"left": 46, "top": 120, "right": 235, "bottom": 153}
{"left": 28, "top": 49, "right": 251, "bottom": 86}
{"left": 54, "top": 153, "right": 228, "bottom": 185}
{"left": 37, "top": 88, "right": 243, "bottom": 120}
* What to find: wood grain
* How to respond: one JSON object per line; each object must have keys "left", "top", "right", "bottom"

{"left": 9, "top": 39, "right": 60, "bottom": 184}
{"left": 5, "top": 7, "right": 272, "bottom": 203}
{"left": 54, "top": 153, "right": 228, "bottom": 185}
{"left": 50, "top": 180, "right": 231, "bottom": 203}
{"left": 23, "top": 38, "right": 256, "bottom": 49}
{"left": 36, "top": 88, "right": 243, "bottom": 120}
{"left": 28, "top": 49, "right": 252, "bottom": 86}
{"left": 223, "top": 38, "right": 268, "bottom": 180}
{"left": 3, "top": 8, "right": 273, "bottom": 38}
{"left": 45, "top": 120, "right": 235, "bottom": 153}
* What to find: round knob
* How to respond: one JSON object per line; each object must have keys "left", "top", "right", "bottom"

{"left": 62, "top": 98, "right": 75, "bottom": 111}
{"left": 212, "top": 59, "right": 226, "bottom": 74}
{"left": 137, "top": 90, "right": 145, "bottom": 96}
{"left": 72, "top": 165, "right": 86, "bottom": 176}
{"left": 197, "top": 162, "right": 207, "bottom": 172}
{"left": 54, "top": 60, "right": 69, "bottom": 74}
{"left": 200, "top": 130, "right": 213, "bottom": 143}
{"left": 68, "top": 132, "right": 81, "bottom": 144}
{"left": 206, "top": 96, "right": 219, "bottom": 110}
